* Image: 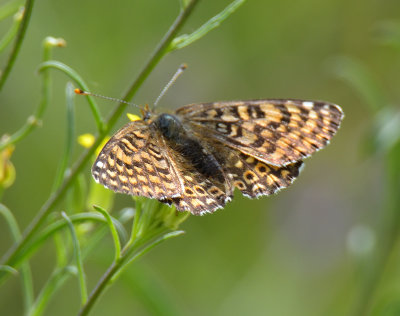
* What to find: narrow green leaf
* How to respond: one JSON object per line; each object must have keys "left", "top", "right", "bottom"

{"left": 53, "top": 229, "right": 68, "bottom": 268}
{"left": 0, "top": 265, "right": 18, "bottom": 275}
{"left": 0, "top": 7, "right": 23, "bottom": 53}
{"left": 0, "top": 203, "right": 20, "bottom": 240}
{"left": 87, "top": 179, "right": 114, "bottom": 212}
{"left": 6, "top": 213, "right": 128, "bottom": 273}
{"left": 129, "top": 197, "right": 143, "bottom": 246}
{"left": 0, "top": 36, "right": 66, "bottom": 152}
{"left": 169, "top": 0, "right": 246, "bottom": 51}
{"left": 93, "top": 205, "right": 121, "bottom": 261}
{"left": 0, "top": 0, "right": 20, "bottom": 21}
{"left": 0, "top": 0, "right": 34, "bottom": 91}
{"left": 52, "top": 83, "right": 76, "bottom": 192}
{"left": 179, "top": 0, "right": 191, "bottom": 10}
{"left": 28, "top": 266, "right": 76, "bottom": 316}
{"left": 0, "top": 203, "right": 34, "bottom": 312}
{"left": 66, "top": 174, "right": 87, "bottom": 213}
{"left": 37, "top": 60, "right": 104, "bottom": 132}
{"left": 61, "top": 212, "right": 88, "bottom": 305}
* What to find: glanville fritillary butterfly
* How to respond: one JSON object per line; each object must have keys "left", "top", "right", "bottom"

{"left": 91, "top": 97, "right": 343, "bottom": 215}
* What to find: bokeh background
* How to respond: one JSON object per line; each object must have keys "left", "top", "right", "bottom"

{"left": 1, "top": 0, "right": 400, "bottom": 315}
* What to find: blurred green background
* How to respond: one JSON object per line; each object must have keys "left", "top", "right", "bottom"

{"left": 1, "top": 0, "right": 400, "bottom": 315}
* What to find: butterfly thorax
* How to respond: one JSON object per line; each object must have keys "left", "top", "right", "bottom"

{"left": 153, "top": 113, "right": 225, "bottom": 182}
{"left": 154, "top": 113, "right": 183, "bottom": 141}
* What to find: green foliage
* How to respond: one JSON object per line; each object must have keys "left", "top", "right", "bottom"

{"left": 1, "top": 0, "right": 400, "bottom": 316}
{"left": 0, "top": 0, "right": 245, "bottom": 315}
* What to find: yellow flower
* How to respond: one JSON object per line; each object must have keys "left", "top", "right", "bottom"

{"left": 127, "top": 113, "right": 141, "bottom": 122}
{"left": 0, "top": 141, "right": 16, "bottom": 189}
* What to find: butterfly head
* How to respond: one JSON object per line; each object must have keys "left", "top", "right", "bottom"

{"left": 141, "top": 104, "right": 154, "bottom": 121}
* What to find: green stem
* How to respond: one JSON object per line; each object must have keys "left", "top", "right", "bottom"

{"left": 9, "top": 213, "right": 126, "bottom": 270}
{"left": 0, "top": 0, "right": 199, "bottom": 282}
{"left": 106, "top": 0, "right": 199, "bottom": 128}
{"left": 78, "top": 228, "right": 183, "bottom": 316}
{"left": 77, "top": 258, "right": 120, "bottom": 316}
{"left": 0, "top": 116, "right": 40, "bottom": 152}
{"left": 0, "top": 38, "right": 65, "bottom": 152}
{"left": 28, "top": 266, "right": 75, "bottom": 316}
{"left": 0, "top": 204, "right": 34, "bottom": 313}
{"left": 0, "top": 0, "right": 35, "bottom": 91}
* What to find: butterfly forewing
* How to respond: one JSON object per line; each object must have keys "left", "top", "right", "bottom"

{"left": 177, "top": 99, "right": 343, "bottom": 166}
{"left": 92, "top": 121, "right": 183, "bottom": 200}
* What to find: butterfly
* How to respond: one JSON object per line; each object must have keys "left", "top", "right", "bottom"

{"left": 92, "top": 99, "right": 343, "bottom": 215}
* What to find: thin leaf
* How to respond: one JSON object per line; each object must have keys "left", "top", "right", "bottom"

{"left": 93, "top": 205, "right": 121, "bottom": 261}
{"left": 28, "top": 266, "right": 76, "bottom": 316}
{"left": 0, "top": 37, "right": 65, "bottom": 152}
{"left": 0, "top": 7, "right": 23, "bottom": 53}
{"left": 0, "top": 0, "right": 34, "bottom": 91}
{"left": 52, "top": 82, "right": 76, "bottom": 191}
{"left": 65, "top": 174, "right": 87, "bottom": 213}
{"left": 37, "top": 60, "right": 104, "bottom": 132}
{"left": 0, "top": 265, "right": 18, "bottom": 275}
{"left": 169, "top": 0, "right": 246, "bottom": 51}
{"left": 7, "top": 213, "right": 126, "bottom": 277}
{"left": 0, "top": 203, "right": 34, "bottom": 312}
{"left": 61, "top": 212, "right": 88, "bottom": 305}
{"left": 128, "top": 197, "right": 143, "bottom": 246}
{"left": 86, "top": 179, "right": 114, "bottom": 212}
{"left": 0, "top": 0, "right": 20, "bottom": 21}
{"left": 179, "top": 0, "right": 191, "bottom": 10}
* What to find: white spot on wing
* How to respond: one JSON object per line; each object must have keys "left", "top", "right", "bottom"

{"left": 302, "top": 101, "right": 314, "bottom": 110}
{"left": 96, "top": 161, "right": 104, "bottom": 168}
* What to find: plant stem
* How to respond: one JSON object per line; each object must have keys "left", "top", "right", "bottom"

{"left": 0, "top": 0, "right": 35, "bottom": 91}
{"left": 77, "top": 259, "right": 119, "bottom": 316}
{"left": 0, "top": 38, "right": 66, "bottom": 152}
{"left": 78, "top": 227, "right": 180, "bottom": 316}
{"left": 0, "top": 0, "right": 199, "bottom": 282}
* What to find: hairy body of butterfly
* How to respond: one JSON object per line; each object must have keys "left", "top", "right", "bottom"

{"left": 92, "top": 99, "right": 344, "bottom": 215}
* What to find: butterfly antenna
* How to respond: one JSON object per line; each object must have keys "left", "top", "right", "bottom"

{"left": 74, "top": 89, "right": 141, "bottom": 110}
{"left": 153, "top": 63, "right": 187, "bottom": 110}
